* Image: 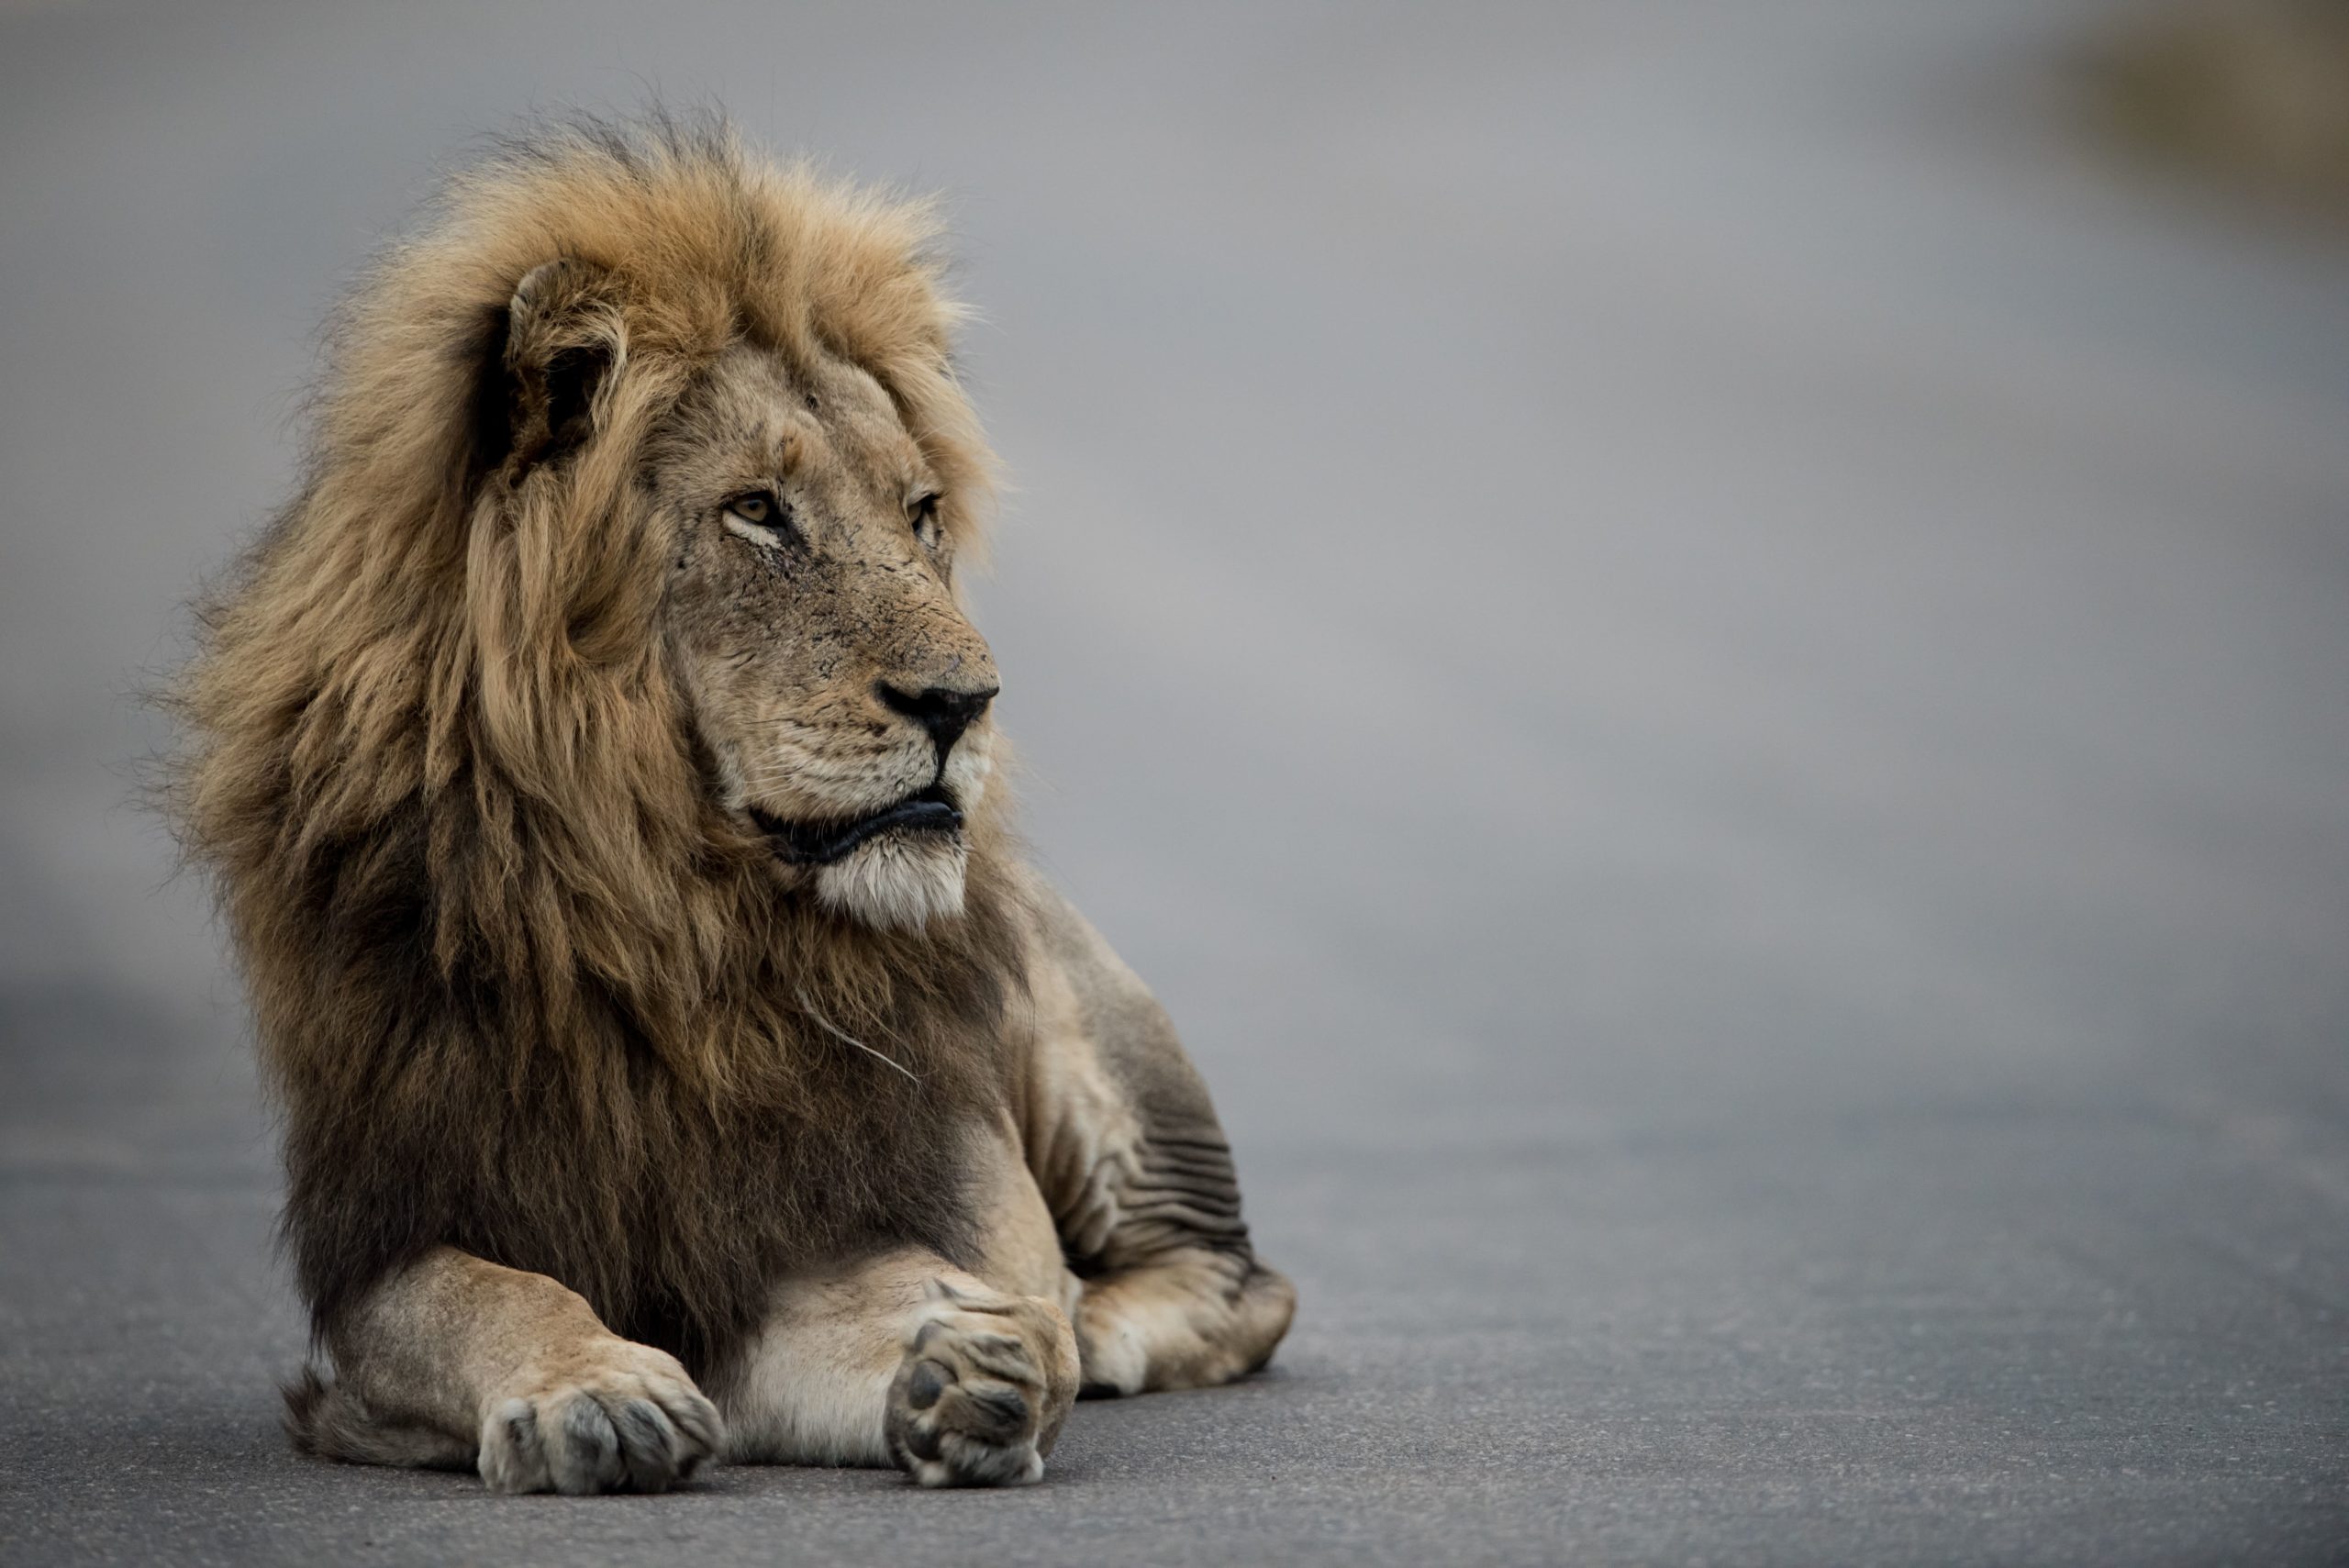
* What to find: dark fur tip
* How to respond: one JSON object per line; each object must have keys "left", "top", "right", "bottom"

{"left": 277, "top": 1364, "right": 477, "bottom": 1471}
{"left": 282, "top": 1365, "right": 333, "bottom": 1453}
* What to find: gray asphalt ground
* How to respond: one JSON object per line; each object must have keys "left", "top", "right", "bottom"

{"left": 4, "top": 3, "right": 2348, "bottom": 1563}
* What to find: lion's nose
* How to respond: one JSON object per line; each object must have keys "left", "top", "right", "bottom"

{"left": 875, "top": 679, "right": 997, "bottom": 762}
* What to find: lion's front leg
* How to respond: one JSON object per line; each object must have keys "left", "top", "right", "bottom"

{"left": 721, "top": 1250, "right": 1079, "bottom": 1487}
{"left": 305, "top": 1246, "right": 724, "bottom": 1494}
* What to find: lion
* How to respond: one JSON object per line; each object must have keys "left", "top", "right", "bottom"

{"left": 170, "top": 117, "right": 1295, "bottom": 1493}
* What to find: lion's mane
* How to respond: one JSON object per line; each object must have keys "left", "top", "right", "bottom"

{"left": 172, "top": 117, "right": 1026, "bottom": 1379}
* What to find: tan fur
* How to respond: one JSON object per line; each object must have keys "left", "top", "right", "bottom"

{"left": 309, "top": 1248, "right": 723, "bottom": 1494}
{"left": 169, "top": 114, "right": 1289, "bottom": 1495}
{"left": 726, "top": 1250, "right": 1078, "bottom": 1485}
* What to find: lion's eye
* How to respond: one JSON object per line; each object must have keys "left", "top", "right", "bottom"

{"left": 909, "top": 492, "right": 941, "bottom": 548}
{"left": 720, "top": 492, "right": 791, "bottom": 550}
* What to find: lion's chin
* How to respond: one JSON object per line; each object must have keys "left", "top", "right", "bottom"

{"left": 812, "top": 829, "right": 970, "bottom": 930}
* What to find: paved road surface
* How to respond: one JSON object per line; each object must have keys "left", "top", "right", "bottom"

{"left": 3, "top": 3, "right": 2346, "bottom": 1563}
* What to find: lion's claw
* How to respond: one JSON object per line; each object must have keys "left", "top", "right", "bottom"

{"left": 476, "top": 1337, "right": 722, "bottom": 1494}
{"left": 884, "top": 1280, "right": 1076, "bottom": 1487}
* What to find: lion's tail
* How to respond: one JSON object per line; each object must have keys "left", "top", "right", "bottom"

{"left": 283, "top": 1365, "right": 477, "bottom": 1472}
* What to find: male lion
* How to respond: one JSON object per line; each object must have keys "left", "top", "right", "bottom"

{"left": 172, "top": 118, "right": 1294, "bottom": 1493}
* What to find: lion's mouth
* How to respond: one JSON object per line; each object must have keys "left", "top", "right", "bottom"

{"left": 747, "top": 784, "right": 963, "bottom": 865}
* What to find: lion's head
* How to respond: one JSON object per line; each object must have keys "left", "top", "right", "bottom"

{"left": 490, "top": 142, "right": 1003, "bottom": 932}
{"left": 186, "top": 117, "right": 1012, "bottom": 943}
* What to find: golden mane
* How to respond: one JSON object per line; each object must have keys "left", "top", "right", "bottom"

{"left": 172, "top": 117, "right": 1026, "bottom": 1378}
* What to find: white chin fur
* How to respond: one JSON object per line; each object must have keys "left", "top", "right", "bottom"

{"left": 814, "top": 831, "right": 969, "bottom": 930}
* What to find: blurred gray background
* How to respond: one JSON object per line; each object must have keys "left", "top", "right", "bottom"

{"left": 3, "top": 2, "right": 2346, "bottom": 1563}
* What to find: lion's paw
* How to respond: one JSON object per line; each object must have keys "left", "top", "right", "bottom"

{"left": 884, "top": 1279, "right": 1077, "bottom": 1488}
{"left": 477, "top": 1337, "right": 724, "bottom": 1495}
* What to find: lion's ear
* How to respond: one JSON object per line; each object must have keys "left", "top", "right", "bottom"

{"left": 498, "top": 257, "right": 624, "bottom": 472}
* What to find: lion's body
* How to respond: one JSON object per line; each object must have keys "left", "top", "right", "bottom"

{"left": 172, "top": 118, "right": 1290, "bottom": 1492}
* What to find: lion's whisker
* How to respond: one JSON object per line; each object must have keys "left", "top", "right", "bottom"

{"left": 796, "top": 989, "right": 921, "bottom": 1084}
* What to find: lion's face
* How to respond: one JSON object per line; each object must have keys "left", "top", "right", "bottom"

{"left": 650, "top": 342, "right": 999, "bottom": 930}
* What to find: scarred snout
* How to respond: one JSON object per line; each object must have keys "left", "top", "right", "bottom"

{"left": 651, "top": 335, "right": 1006, "bottom": 928}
